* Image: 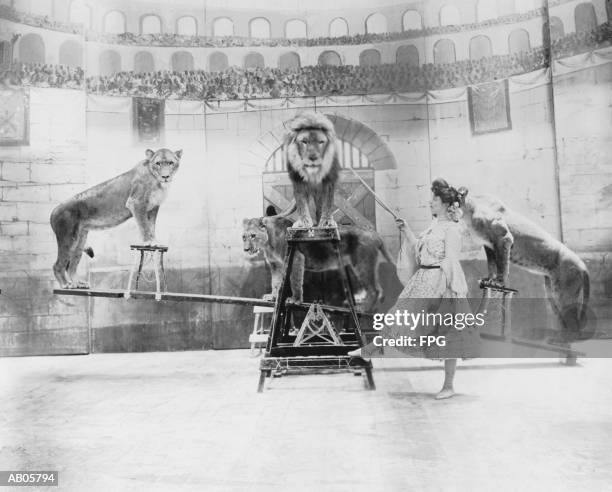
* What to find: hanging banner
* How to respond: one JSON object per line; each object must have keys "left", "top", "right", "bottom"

{"left": 0, "top": 86, "right": 28, "bottom": 146}
{"left": 132, "top": 97, "right": 165, "bottom": 144}
{"left": 468, "top": 79, "right": 512, "bottom": 135}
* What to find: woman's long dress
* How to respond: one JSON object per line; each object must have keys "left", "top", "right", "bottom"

{"left": 369, "top": 218, "right": 480, "bottom": 359}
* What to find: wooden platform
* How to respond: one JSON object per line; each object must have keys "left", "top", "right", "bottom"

{"left": 52, "top": 288, "right": 371, "bottom": 316}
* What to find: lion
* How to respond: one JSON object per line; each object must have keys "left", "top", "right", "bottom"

{"left": 460, "top": 191, "right": 590, "bottom": 339}
{"left": 50, "top": 148, "right": 182, "bottom": 289}
{"left": 280, "top": 111, "right": 341, "bottom": 229}
{"left": 242, "top": 215, "right": 394, "bottom": 310}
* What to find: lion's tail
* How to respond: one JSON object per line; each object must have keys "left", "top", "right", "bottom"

{"left": 275, "top": 200, "right": 296, "bottom": 219}
{"left": 84, "top": 247, "right": 94, "bottom": 259}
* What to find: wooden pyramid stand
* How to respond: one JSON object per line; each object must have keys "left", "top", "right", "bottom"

{"left": 257, "top": 227, "right": 375, "bottom": 392}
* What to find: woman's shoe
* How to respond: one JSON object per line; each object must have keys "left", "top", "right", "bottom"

{"left": 435, "top": 388, "right": 456, "bottom": 400}
{"left": 347, "top": 348, "right": 371, "bottom": 363}
{"left": 347, "top": 348, "right": 363, "bottom": 357}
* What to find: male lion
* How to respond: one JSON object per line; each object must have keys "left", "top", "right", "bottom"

{"left": 50, "top": 148, "right": 182, "bottom": 288}
{"left": 461, "top": 191, "right": 590, "bottom": 338}
{"left": 281, "top": 111, "right": 341, "bottom": 228}
{"left": 242, "top": 215, "right": 394, "bottom": 310}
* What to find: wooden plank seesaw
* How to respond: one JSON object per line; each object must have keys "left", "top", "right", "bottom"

{"left": 52, "top": 287, "right": 373, "bottom": 317}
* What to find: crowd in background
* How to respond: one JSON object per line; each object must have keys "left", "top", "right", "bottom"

{"left": 0, "top": 63, "right": 84, "bottom": 89}
{"left": 2, "top": 22, "right": 610, "bottom": 97}
{"left": 86, "top": 9, "right": 546, "bottom": 48}
{"left": 0, "top": 5, "right": 82, "bottom": 34}
{"left": 0, "top": 2, "right": 554, "bottom": 48}
{"left": 84, "top": 48, "right": 549, "bottom": 100}
{"left": 551, "top": 22, "right": 612, "bottom": 58}
{"left": 0, "top": 0, "right": 599, "bottom": 50}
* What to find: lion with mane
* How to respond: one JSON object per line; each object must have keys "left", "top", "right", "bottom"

{"left": 281, "top": 111, "right": 341, "bottom": 228}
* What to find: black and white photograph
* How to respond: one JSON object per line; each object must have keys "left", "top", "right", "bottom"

{"left": 0, "top": 0, "right": 611, "bottom": 489}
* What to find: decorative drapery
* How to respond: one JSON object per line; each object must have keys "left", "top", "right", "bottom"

{"left": 132, "top": 97, "right": 165, "bottom": 144}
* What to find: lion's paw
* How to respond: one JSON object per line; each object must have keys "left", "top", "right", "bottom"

{"left": 292, "top": 217, "right": 314, "bottom": 229}
{"left": 66, "top": 280, "right": 90, "bottom": 289}
{"left": 318, "top": 218, "right": 337, "bottom": 229}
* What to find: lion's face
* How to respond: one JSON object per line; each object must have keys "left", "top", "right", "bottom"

{"left": 146, "top": 148, "right": 182, "bottom": 184}
{"left": 242, "top": 218, "right": 269, "bottom": 257}
{"left": 287, "top": 129, "right": 336, "bottom": 184}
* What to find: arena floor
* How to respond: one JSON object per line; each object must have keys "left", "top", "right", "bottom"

{"left": 2, "top": 347, "right": 612, "bottom": 492}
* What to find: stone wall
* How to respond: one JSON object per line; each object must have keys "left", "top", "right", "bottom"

{"left": 0, "top": 61, "right": 610, "bottom": 355}
{"left": 0, "top": 88, "right": 88, "bottom": 356}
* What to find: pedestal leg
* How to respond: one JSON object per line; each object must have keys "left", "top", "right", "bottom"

{"left": 153, "top": 251, "right": 162, "bottom": 301}
{"left": 124, "top": 252, "right": 143, "bottom": 299}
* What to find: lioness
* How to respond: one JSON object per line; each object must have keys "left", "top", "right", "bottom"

{"left": 243, "top": 215, "right": 394, "bottom": 310}
{"left": 50, "top": 148, "right": 182, "bottom": 288}
{"left": 461, "top": 192, "right": 590, "bottom": 338}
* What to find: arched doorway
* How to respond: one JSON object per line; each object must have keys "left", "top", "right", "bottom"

{"left": 134, "top": 51, "right": 154, "bottom": 73}
{"left": 244, "top": 52, "right": 264, "bottom": 69}
{"left": 18, "top": 33, "right": 45, "bottom": 64}
{"left": 318, "top": 51, "right": 342, "bottom": 66}
{"left": 171, "top": 51, "right": 194, "bottom": 71}
{"left": 396, "top": 45, "right": 419, "bottom": 66}
{"left": 278, "top": 52, "right": 300, "bottom": 71}
{"left": 99, "top": 50, "right": 121, "bottom": 76}
{"left": 359, "top": 49, "right": 381, "bottom": 66}
{"left": 259, "top": 114, "right": 397, "bottom": 230}
{"left": 209, "top": 51, "right": 228, "bottom": 72}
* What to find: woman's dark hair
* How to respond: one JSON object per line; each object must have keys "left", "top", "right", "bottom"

{"left": 431, "top": 178, "right": 468, "bottom": 206}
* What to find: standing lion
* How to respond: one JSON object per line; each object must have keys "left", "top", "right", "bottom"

{"left": 50, "top": 148, "right": 182, "bottom": 289}
{"left": 282, "top": 111, "right": 341, "bottom": 228}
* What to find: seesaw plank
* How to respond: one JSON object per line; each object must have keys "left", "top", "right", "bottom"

{"left": 52, "top": 288, "right": 370, "bottom": 316}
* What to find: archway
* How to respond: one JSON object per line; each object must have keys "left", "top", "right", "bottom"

{"left": 99, "top": 50, "right": 121, "bottom": 76}
{"left": 365, "top": 13, "right": 387, "bottom": 34}
{"left": 318, "top": 51, "right": 342, "bottom": 66}
{"left": 278, "top": 52, "right": 300, "bottom": 71}
{"left": 470, "top": 35, "right": 492, "bottom": 60}
{"left": 209, "top": 52, "right": 228, "bottom": 72}
{"left": 508, "top": 29, "right": 530, "bottom": 54}
{"left": 359, "top": 49, "right": 381, "bottom": 66}
{"left": 244, "top": 52, "right": 265, "bottom": 69}
{"left": 171, "top": 51, "right": 194, "bottom": 71}
{"left": 18, "top": 33, "right": 45, "bottom": 64}
{"left": 574, "top": 3, "right": 597, "bottom": 32}
{"left": 396, "top": 45, "right": 419, "bottom": 66}
{"left": 134, "top": 51, "right": 154, "bottom": 73}
{"left": 176, "top": 16, "right": 197, "bottom": 36}
{"left": 433, "top": 39, "right": 456, "bottom": 64}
